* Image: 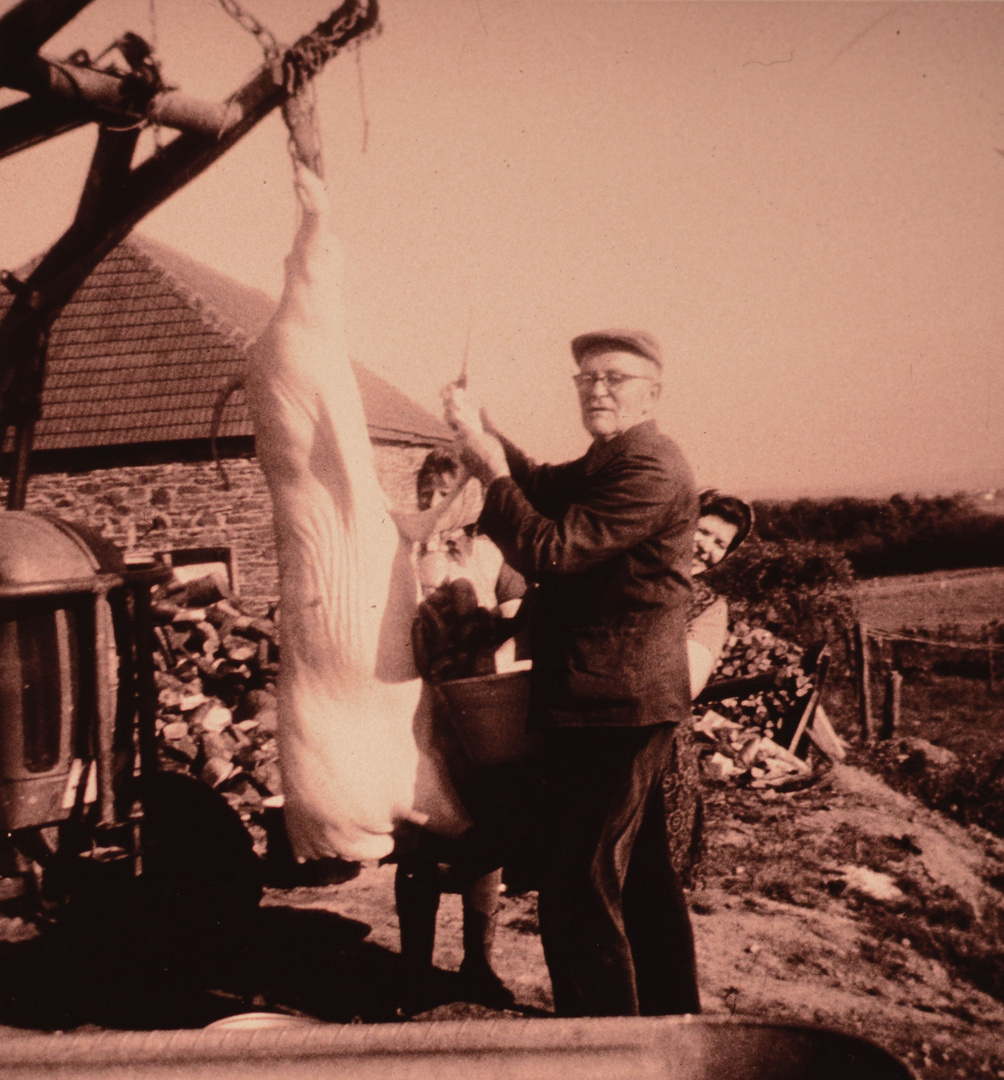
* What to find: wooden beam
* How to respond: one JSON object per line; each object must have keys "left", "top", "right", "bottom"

{"left": 2, "top": 0, "right": 379, "bottom": 334}
{"left": 0, "top": 52, "right": 283, "bottom": 411}
{"left": 787, "top": 647, "right": 830, "bottom": 755}
{"left": 1, "top": 126, "right": 142, "bottom": 510}
{"left": 8, "top": 58, "right": 288, "bottom": 329}
{"left": 695, "top": 670, "right": 780, "bottom": 705}
{"left": 74, "top": 126, "right": 143, "bottom": 233}
{"left": 0, "top": 97, "right": 90, "bottom": 160}
{"left": 0, "top": 0, "right": 379, "bottom": 507}
{"left": 6, "top": 419, "right": 37, "bottom": 511}
{"left": 0, "top": 0, "right": 96, "bottom": 74}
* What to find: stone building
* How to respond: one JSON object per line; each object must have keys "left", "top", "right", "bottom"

{"left": 0, "top": 234, "right": 449, "bottom": 610}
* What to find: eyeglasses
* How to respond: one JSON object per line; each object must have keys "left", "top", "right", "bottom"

{"left": 572, "top": 371, "right": 658, "bottom": 393}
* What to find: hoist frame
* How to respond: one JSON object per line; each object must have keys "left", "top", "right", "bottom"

{"left": 0, "top": 0, "right": 379, "bottom": 509}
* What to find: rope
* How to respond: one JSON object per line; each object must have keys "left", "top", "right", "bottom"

{"left": 282, "top": 79, "right": 324, "bottom": 177}
{"left": 281, "top": 0, "right": 379, "bottom": 176}
{"left": 354, "top": 45, "right": 370, "bottom": 154}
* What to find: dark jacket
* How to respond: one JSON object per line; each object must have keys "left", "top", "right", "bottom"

{"left": 478, "top": 419, "right": 697, "bottom": 729}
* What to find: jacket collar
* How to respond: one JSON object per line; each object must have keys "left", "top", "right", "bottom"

{"left": 583, "top": 418, "right": 660, "bottom": 475}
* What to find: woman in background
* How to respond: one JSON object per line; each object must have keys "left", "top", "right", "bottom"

{"left": 687, "top": 491, "right": 756, "bottom": 697}
{"left": 665, "top": 489, "right": 755, "bottom": 887}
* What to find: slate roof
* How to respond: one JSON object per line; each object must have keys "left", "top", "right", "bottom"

{"left": 0, "top": 234, "right": 450, "bottom": 453}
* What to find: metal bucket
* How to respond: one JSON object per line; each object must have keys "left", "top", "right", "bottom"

{"left": 203, "top": 1011, "right": 320, "bottom": 1032}
{"left": 436, "top": 669, "right": 540, "bottom": 766}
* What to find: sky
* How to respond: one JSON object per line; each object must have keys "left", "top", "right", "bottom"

{"left": 1, "top": 0, "right": 1002, "bottom": 500}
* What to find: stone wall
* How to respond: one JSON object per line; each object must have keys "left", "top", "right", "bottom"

{"left": 5, "top": 444, "right": 432, "bottom": 614}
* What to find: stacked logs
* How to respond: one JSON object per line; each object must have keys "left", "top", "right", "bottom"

{"left": 150, "top": 574, "right": 282, "bottom": 857}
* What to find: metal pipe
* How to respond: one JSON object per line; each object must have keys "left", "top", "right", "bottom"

{"left": 0, "top": 1016, "right": 914, "bottom": 1080}
{"left": 93, "top": 587, "right": 116, "bottom": 827}
{"left": 0, "top": 54, "right": 242, "bottom": 137}
{"left": 148, "top": 89, "right": 245, "bottom": 137}
{"left": 0, "top": 567, "right": 170, "bottom": 603}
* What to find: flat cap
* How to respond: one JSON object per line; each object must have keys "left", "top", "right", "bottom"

{"left": 570, "top": 328, "right": 663, "bottom": 371}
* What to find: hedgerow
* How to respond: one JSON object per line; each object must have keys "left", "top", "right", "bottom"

{"left": 703, "top": 535, "right": 857, "bottom": 648}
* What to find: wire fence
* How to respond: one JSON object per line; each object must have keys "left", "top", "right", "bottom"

{"left": 848, "top": 621, "right": 1001, "bottom": 741}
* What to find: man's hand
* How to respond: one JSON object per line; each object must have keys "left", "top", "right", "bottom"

{"left": 441, "top": 381, "right": 510, "bottom": 484}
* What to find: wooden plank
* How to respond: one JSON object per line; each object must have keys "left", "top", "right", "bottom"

{"left": 880, "top": 669, "right": 902, "bottom": 741}
{"left": 786, "top": 648, "right": 830, "bottom": 757}
{"left": 853, "top": 622, "right": 874, "bottom": 741}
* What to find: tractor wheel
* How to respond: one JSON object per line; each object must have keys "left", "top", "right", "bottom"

{"left": 129, "top": 771, "right": 264, "bottom": 980}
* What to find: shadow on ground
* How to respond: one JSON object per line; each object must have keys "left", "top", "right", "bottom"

{"left": 0, "top": 897, "right": 541, "bottom": 1032}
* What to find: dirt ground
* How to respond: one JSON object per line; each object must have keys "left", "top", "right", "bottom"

{"left": 253, "top": 759, "right": 1004, "bottom": 1080}
{"left": 1, "top": 757, "right": 1003, "bottom": 1080}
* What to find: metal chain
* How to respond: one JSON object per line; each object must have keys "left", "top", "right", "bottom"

{"left": 281, "top": 1, "right": 379, "bottom": 175}
{"left": 284, "top": 0, "right": 378, "bottom": 94}
{"left": 216, "top": 0, "right": 281, "bottom": 61}
{"left": 213, "top": 0, "right": 379, "bottom": 174}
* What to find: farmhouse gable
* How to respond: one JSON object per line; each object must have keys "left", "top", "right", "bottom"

{"left": 0, "top": 233, "right": 450, "bottom": 459}
{"left": 0, "top": 236, "right": 451, "bottom": 606}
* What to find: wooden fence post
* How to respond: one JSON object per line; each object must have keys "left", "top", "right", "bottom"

{"left": 880, "top": 669, "right": 902, "bottom": 740}
{"left": 853, "top": 622, "right": 873, "bottom": 741}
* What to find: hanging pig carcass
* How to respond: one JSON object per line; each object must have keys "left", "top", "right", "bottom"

{"left": 245, "top": 166, "right": 470, "bottom": 863}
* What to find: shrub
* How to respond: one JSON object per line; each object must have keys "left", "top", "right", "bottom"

{"left": 869, "top": 739, "right": 1004, "bottom": 839}
{"left": 705, "top": 535, "right": 857, "bottom": 647}
{"left": 753, "top": 492, "right": 1004, "bottom": 578}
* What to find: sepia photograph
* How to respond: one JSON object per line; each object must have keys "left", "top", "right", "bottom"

{"left": 0, "top": 1, "right": 1002, "bottom": 1076}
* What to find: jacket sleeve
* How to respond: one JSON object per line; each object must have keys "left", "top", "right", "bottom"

{"left": 496, "top": 434, "right": 581, "bottom": 517}
{"left": 480, "top": 450, "right": 689, "bottom": 579}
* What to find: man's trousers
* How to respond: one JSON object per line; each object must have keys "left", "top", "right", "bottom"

{"left": 536, "top": 722, "right": 701, "bottom": 1017}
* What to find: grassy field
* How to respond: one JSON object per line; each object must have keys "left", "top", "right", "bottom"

{"left": 852, "top": 566, "right": 1004, "bottom": 634}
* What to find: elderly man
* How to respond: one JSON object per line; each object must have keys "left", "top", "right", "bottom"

{"left": 442, "top": 329, "right": 700, "bottom": 1018}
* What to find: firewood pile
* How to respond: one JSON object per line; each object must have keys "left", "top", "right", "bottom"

{"left": 691, "top": 635, "right": 846, "bottom": 790}
{"left": 693, "top": 708, "right": 815, "bottom": 788}
{"left": 148, "top": 572, "right": 525, "bottom": 869}
{"left": 149, "top": 573, "right": 282, "bottom": 858}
